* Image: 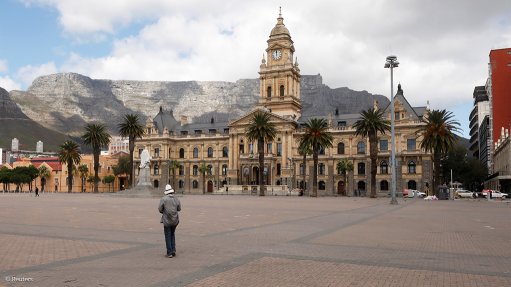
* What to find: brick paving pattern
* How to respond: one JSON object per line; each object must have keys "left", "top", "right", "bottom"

{"left": 0, "top": 193, "right": 509, "bottom": 287}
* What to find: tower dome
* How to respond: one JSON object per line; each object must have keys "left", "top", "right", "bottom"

{"left": 269, "top": 8, "right": 291, "bottom": 39}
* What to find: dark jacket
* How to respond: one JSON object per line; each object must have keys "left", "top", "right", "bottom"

{"left": 158, "top": 195, "right": 181, "bottom": 227}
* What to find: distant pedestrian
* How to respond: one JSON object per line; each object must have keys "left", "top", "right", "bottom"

{"left": 35, "top": 187, "right": 39, "bottom": 197}
{"left": 158, "top": 184, "right": 181, "bottom": 258}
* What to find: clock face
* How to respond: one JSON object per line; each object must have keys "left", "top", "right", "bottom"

{"left": 272, "top": 50, "right": 282, "bottom": 60}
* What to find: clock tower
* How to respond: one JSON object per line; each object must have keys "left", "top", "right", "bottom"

{"left": 259, "top": 9, "right": 301, "bottom": 119}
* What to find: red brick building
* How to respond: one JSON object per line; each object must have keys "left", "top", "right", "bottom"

{"left": 488, "top": 48, "right": 511, "bottom": 146}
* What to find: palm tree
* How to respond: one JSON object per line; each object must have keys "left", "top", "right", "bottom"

{"left": 336, "top": 159, "right": 354, "bottom": 196}
{"left": 298, "top": 142, "right": 312, "bottom": 195}
{"left": 353, "top": 108, "right": 390, "bottom": 198}
{"left": 246, "top": 111, "right": 277, "bottom": 196}
{"left": 168, "top": 160, "right": 180, "bottom": 190}
{"left": 417, "top": 109, "right": 460, "bottom": 195}
{"left": 298, "top": 118, "right": 333, "bottom": 197}
{"left": 78, "top": 164, "right": 89, "bottom": 192}
{"left": 82, "top": 123, "right": 111, "bottom": 193}
{"left": 38, "top": 165, "right": 51, "bottom": 192}
{"left": 58, "top": 140, "right": 82, "bottom": 193}
{"left": 118, "top": 114, "right": 145, "bottom": 189}
{"left": 198, "top": 162, "right": 209, "bottom": 194}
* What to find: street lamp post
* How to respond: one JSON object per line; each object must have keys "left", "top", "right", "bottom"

{"left": 385, "top": 55, "right": 399, "bottom": 205}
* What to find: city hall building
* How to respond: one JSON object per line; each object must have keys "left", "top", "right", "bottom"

{"left": 134, "top": 12, "right": 433, "bottom": 196}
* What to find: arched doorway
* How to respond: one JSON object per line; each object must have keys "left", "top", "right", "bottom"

{"left": 154, "top": 180, "right": 159, "bottom": 188}
{"left": 207, "top": 180, "right": 214, "bottom": 193}
{"left": 357, "top": 181, "right": 366, "bottom": 196}
{"left": 408, "top": 180, "right": 417, "bottom": 190}
{"left": 253, "top": 166, "right": 260, "bottom": 185}
{"left": 337, "top": 181, "right": 345, "bottom": 195}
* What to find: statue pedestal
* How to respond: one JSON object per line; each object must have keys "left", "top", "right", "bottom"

{"left": 116, "top": 167, "right": 161, "bottom": 198}
{"left": 137, "top": 168, "right": 152, "bottom": 186}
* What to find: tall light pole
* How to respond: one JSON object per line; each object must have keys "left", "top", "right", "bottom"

{"left": 385, "top": 55, "right": 399, "bottom": 205}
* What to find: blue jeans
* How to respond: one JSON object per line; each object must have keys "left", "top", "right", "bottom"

{"left": 164, "top": 225, "right": 177, "bottom": 255}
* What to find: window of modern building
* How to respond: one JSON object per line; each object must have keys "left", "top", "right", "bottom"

{"left": 380, "top": 161, "right": 388, "bottom": 174}
{"left": 277, "top": 143, "right": 282, "bottom": 156}
{"left": 357, "top": 141, "right": 365, "bottom": 154}
{"left": 319, "top": 163, "right": 325, "bottom": 175}
{"left": 358, "top": 162, "right": 365, "bottom": 175}
{"left": 280, "top": 85, "right": 284, "bottom": 97}
{"left": 267, "top": 86, "right": 272, "bottom": 98}
{"left": 222, "top": 146, "right": 228, "bottom": 157}
{"left": 380, "top": 180, "right": 389, "bottom": 191}
{"left": 337, "top": 142, "right": 345, "bottom": 154}
{"left": 179, "top": 148, "right": 185, "bottom": 158}
{"left": 408, "top": 160, "right": 416, "bottom": 174}
{"left": 319, "top": 181, "right": 326, "bottom": 190}
{"left": 408, "top": 180, "right": 417, "bottom": 190}
{"left": 193, "top": 147, "right": 199, "bottom": 158}
{"left": 407, "top": 139, "right": 416, "bottom": 151}
{"left": 207, "top": 147, "right": 214, "bottom": 158}
{"left": 380, "top": 139, "right": 388, "bottom": 151}
{"left": 193, "top": 165, "right": 198, "bottom": 176}
{"left": 192, "top": 180, "right": 198, "bottom": 189}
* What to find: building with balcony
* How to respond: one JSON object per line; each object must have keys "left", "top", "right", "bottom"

{"left": 469, "top": 86, "right": 489, "bottom": 163}
{"left": 133, "top": 11, "right": 433, "bottom": 196}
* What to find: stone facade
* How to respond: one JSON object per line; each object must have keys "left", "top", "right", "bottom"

{"left": 134, "top": 12, "right": 433, "bottom": 196}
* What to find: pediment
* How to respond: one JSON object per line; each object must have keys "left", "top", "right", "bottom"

{"left": 229, "top": 108, "right": 296, "bottom": 128}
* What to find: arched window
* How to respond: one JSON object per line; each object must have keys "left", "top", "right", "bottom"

{"left": 207, "top": 147, "right": 213, "bottom": 158}
{"left": 380, "top": 180, "right": 389, "bottom": 191}
{"left": 153, "top": 163, "right": 159, "bottom": 175}
{"left": 193, "top": 147, "right": 199, "bottom": 158}
{"left": 207, "top": 164, "right": 213, "bottom": 175}
{"left": 357, "top": 141, "right": 365, "bottom": 154}
{"left": 408, "top": 180, "right": 417, "bottom": 190}
{"left": 192, "top": 180, "right": 198, "bottom": 189}
{"left": 408, "top": 161, "right": 416, "bottom": 174}
{"left": 178, "top": 180, "right": 184, "bottom": 188}
{"left": 358, "top": 181, "right": 366, "bottom": 191}
{"left": 319, "top": 181, "right": 326, "bottom": 190}
{"left": 179, "top": 148, "right": 185, "bottom": 158}
{"left": 337, "top": 142, "right": 345, "bottom": 154}
{"left": 300, "top": 163, "right": 305, "bottom": 175}
{"left": 380, "top": 161, "right": 388, "bottom": 174}
{"left": 193, "top": 165, "right": 198, "bottom": 176}
{"left": 358, "top": 162, "right": 365, "bottom": 175}
{"left": 280, "top": 85, "right": 284, "bottom": 97}
{"left": 222, "top": 164, "right": 228, "bottom": 176}
{"left": 267, "top": 86, "right": 272, "bottom": 98}
{"left": 179, "top": 165, "right": 184, "bottom": 176}
{"left": 318, "top": 163, "right": 325, "bottom": 175}
{"left": 318, "top": 146, "right": 325, "bottom": 155}
{"left": 222, "top": 146, "right": 228, "bottom": 157}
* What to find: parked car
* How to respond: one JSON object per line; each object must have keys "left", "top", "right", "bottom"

{"left": 403, "top": 189, "right": 426, "bottom": 198}
{"left": 482, "top": 190, "right": 508, "bottom": 199}
{"left": 455, "top": 189, "right": 476, "bottom": 199}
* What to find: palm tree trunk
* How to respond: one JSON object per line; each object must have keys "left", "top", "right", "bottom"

{"left": 129, "top": 138, "right": 135, "bottom": 188}
{"left": 312, "top": 148, "right": 318, "bottom": 197}
{"left": 433, "top": 152, "right": 441, "bottom": 196}
{"left": 94, "top": 150, "right": 100, "bottom": 193}
{"left": 258, "top": 138, "right": 265, "bottom": 196}
{"left": 67, "top": 159, "right": 73, "bottom": 193}
{"left": 369, "top": 134, "right": 378, "bottom": 198}
{"left": 302, "top": 153, "right": 306, "bottom": 195}
{"left": 202, "top": 172, "right": 206, "bottom": 194}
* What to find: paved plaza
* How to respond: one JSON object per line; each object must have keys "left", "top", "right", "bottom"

{"left": 0, "top": 193, "right": 510, "bottom": 287}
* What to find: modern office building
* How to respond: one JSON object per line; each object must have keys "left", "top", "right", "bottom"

{"left": 469, "top": 86, "right": 489, "bottom": 162}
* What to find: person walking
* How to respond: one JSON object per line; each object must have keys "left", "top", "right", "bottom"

{"left": 158, "top": 184, "right": 181, "bottom": 258}
{"left": 35, "top": 187, "right": 39, "bottom": 197}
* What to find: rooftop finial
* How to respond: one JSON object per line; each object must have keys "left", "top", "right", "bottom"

{"left": 279, "top": 6, "right": 282, "bottom": 17}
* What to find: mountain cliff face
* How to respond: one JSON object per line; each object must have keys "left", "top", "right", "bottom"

{"left": 8, "top": 73, "right": 389, "bottom": 136}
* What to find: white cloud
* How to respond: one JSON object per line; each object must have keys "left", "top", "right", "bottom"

{"left": 0, "top": 76, "right": 22, "bottom": 91}
{"left": 16, "top": 62, "right": 58, "bottom": 87}
{"left": 0, "top": 59, "right": 8, "bottom": 73}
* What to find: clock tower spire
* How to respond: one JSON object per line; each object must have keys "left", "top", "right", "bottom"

{"left": 258, "top": 8, "right": 301, "bottom": 119}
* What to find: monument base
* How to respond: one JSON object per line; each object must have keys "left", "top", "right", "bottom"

{"left": 116, "top": 168, "right": 162, "bottom": 198}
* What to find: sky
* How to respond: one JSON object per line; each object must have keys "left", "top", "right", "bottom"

{"left": 0, "top": 0, "right": 510, "bottom": 138}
